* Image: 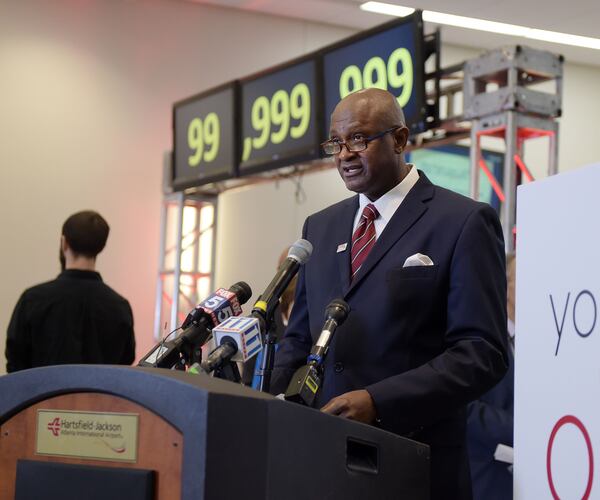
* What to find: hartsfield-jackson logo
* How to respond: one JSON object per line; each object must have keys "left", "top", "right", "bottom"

{"left": 45, "top": 415, "right": 126, "bottom": 450}
{"left": 47, "top": 417, "right": 61, "bottom": 437}
{"left": 37, "top": 411, "right": 136, "bottom": 461}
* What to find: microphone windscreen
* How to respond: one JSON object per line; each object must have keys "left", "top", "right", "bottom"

{"left": 288, "top": 239, "right": 313, "bottom": 265}
{"left": 229, "top": 281, "right": 252, "bottom": 305}
{"left": 325, "top": 298, "right": 350, "bottom": 324}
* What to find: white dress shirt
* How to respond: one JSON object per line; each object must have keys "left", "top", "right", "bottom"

{"left": 352, "top": 164, "right": 420, "bottom": 237}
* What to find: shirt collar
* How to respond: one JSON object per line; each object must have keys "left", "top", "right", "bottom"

{"left": 358, "top": 164, "right": 419, "bottom": 223}
{"left": 58, "top": 269, "right": 103, "bottom": 281}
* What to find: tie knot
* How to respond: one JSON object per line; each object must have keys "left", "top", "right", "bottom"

{"left": 361, "top": 204, "right": 379, "bottom": 222}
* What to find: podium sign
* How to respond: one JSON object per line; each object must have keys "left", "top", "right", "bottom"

{"left": 515, "top": 163, "right": 600, "bottom": 499}
{"left": 36, "top": 410, "right": 139, "bottom": 462}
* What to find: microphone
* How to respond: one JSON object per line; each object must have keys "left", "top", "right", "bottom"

{"left": 307, "top": 299, "right": 350, "bottom": 366}
{"left": 252, "top": 239, "right": 312, "bottom": 322}
{"left": 201, "top": 316, "right": 263, "bottom": 373}
{"left": 284, "top": 298, "right": 350, "bottom": 406}
{"left": 251, "top": 239, "right": 312, "bottom": 393}
{"left": 138, "top": 281, "right": 252, "bottom": 368}
{"left": 182, "top": 281, "right": 252, "bottom": 330}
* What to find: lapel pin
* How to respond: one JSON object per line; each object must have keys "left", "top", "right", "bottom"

{"left": 336, "top": 243, "right": 348, "bottom": 253}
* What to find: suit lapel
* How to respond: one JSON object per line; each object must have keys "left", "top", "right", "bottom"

{"left": 347, "top": 173, "right": 435, "bottom": 294}
{"left": 334, "top": 196, "right": 359, "bottom": 294}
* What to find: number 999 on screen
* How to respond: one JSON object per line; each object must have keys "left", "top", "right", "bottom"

{"left": 242, "top": 82, "right": 311, "bottom": 162}
{"left": 339, "top": 47, "right": 413, "bottom": 108}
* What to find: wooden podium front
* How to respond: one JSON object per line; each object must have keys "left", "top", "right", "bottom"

{"left": 1, "top": 392, "right": 182, "bottom": 499}
{"left": 0, "top": 365, "right": 430, "bottom": 500}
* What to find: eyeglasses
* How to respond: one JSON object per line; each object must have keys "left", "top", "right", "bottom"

{"left": 321, "top": 126, "right": 401, "bottom": 155}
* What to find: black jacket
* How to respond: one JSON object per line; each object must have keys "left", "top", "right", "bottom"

{"left": 6, "top": 269, "right": 135, "bottom": 372}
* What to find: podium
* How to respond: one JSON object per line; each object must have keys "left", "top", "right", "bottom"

{"left": 0, "top": 365, "right": 429, "bottom": 499}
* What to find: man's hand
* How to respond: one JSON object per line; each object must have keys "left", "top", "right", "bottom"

{"left": 321, "top": 389, "right": 377, "bottom": 424}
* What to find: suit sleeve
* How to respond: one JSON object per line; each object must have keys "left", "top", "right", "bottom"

{"left": 5, "top": 293, "right": 33, "bottom": 373}
{"left": 366, "top": 204, "right": 509, "bottom": 434}
{"left": 270, "top": 218, "right": 314, "bottom": 395}
{"left": 467, "top": 400, "right": 514, "bottom": 453}
{"left": 467, "top": 358, "right": 514, "bottom": 453}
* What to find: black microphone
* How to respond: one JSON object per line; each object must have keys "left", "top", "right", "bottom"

{"left": 284, "top": 298, "right": 350, "bottom": 407}
{"left": 307, "top": 299, "right": 350, "bottom": 365}
{"left": 182, "top": 281, "right": 252, "bottom": 330}
{"left": 252, "top": 239, "right": 312, "bottom": 322}
{"left": 138, "top": 281, "right": 252, "bottom": 368}
{"left": 200, "top": 342, "right": 238, "bottom": 374}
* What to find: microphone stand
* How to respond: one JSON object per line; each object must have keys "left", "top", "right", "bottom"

{"left": 180, "top": 342, "right": 203, "bottom": 367}
{"left": 258, "top": 322, "right": 278, "bottom": 393}
{"left": 257, "top": 303, "right": 280, "bottom": 393}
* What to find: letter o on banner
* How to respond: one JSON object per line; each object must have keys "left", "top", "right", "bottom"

{"left": 573, "top": 290, "right": 597, "bottom": 338}
{"left": 546, "top": 415, "right": 594, "bottom": 500}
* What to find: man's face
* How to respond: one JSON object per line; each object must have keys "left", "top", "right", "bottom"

{"left": 329, "top": 98, "right": 403, "bottom": 201}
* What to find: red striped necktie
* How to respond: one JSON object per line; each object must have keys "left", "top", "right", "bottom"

{"left": 350, "top": 203, "right": 379, "bottom": 280}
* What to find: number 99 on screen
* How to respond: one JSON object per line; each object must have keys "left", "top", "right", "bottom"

{"left": 339, "top": 48, "right": 413, "bottom": 107}
{"left": 187, "top": 112, "right": 220, "bottom": 167}
{"left": 242, "top": 83, "right": 311, "bottom": 162}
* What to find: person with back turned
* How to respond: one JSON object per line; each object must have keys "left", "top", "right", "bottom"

{"left": 271, "top": 88, "right": 508, "bottom": 499}
{"left": 5, "top": 210, "right": 135, "bottom": 372}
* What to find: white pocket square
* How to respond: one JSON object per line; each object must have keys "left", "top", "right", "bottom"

{"left": 403, "top": 253, "right": 434, "bottom": 267}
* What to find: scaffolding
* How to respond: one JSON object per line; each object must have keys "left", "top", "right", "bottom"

{"left": 464, "top": 45, "right": 563, "bottom": 252}
{"left": 153, "top": 175, "right": 218, "bottom": 339}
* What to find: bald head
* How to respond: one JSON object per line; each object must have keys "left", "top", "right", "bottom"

{"left": 331, "top": 88, "right": 406, "bottom": 132}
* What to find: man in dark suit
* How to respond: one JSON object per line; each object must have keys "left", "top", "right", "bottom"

{"left": 271, "top": 88, "right": 508, "bottom": 499}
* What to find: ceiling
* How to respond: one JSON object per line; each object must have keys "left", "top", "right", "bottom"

{"left": 189, "top": 0, "right": 600, "bottom": 67}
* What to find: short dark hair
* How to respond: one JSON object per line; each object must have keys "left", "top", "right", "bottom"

{"left": 62, "top": 210, "right": 110, "bottom": 258}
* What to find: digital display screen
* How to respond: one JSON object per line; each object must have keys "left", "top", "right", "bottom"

{"left": 170, "top": 14, "right": 431, "bottom": 191}
{"left": 407, "top": 144, "right": 504, "bottom": 210}
{"left": 173, "top": 84, "right": 236, "bottom": 189}
{"left": 322, "top": 14, "right": 425, "bottom": 136}
{"left": 239, "top": 58, "right": 321, "bottom": 174}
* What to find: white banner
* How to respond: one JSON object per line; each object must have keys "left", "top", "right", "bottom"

{"left": 515, "top": 163, "right": 600, "bottom": 499}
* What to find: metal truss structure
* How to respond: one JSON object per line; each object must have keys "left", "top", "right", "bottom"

{"left": 464, "top": 45, "right": 563, "bottom": 252}
{"left": 153, "top": 183, "right": 218, "bottom": 339}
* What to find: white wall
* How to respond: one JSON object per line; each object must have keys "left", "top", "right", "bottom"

{"left": 2, "top": 0, "right": 600, "bottom": 373}
{"left": 0, "top": 0, "right": 353, "bottom": 372}
{"left": 214, "top": 166, "right": 347, "bottom": 300}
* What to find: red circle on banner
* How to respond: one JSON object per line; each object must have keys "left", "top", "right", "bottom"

{"left": 546, "top": 415, "right": 594, "bottom": 500}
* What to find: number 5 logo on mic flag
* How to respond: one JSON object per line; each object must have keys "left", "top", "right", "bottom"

{"left": 200, "top": 288, "right": 243, "bottom": 325}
